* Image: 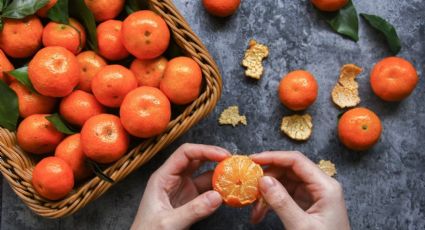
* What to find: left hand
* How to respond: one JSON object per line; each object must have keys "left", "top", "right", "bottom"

{"left": 131, "top": 143, "right": 230, "bottom": 230}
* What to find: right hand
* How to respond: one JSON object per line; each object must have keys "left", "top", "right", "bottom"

{"left": 250, "top": 151, "right": 350, "bottom": 230}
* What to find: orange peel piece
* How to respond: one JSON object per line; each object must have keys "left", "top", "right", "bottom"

{"left": 219, "top": 106, "right": 247, "bottom": 127}
{"left": 318, "top": 160, "right": 337, "bottom": 177}
{"left": 332, "top": 64, "right": 363, "bottom": 109}
{"left": 241, "top": 39, "right": 269, "bottom": 80}
{"left": 280, "top": 114, "right": 313, "bottom": 141}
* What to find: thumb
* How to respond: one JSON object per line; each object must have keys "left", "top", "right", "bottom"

{"left": 170, "top": 191, "right": 222, "bottom": 229}
{"left": 259, "top": 176, "right": 307, "bottom": 229}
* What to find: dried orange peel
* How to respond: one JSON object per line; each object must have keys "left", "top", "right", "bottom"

{"left": 317, "top": 160, "right": 337, "bottom": 177}
{"left": 280, "top": 114, "right": 313, "bottom": 141}
{"left": 212, "top": 155, "right": 263, "bottom": 207}
{"left": 218, "top": 106, "right": 247, "bottom": 127}
{"left": 332, "top": 64, "right": 363, "bottom": 109}
{"left": 241, "top": 39, "right": 269, "bottom": 80}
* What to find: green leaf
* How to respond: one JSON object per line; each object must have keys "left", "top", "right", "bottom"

{"left": 317, "top": 0, "right": 359, "bottom": 41}
{"left": 360, "top": 14, "right": 401, "bottom": 54}
{"left": 125, "top": 0, "right": 148, "bottom": 14}
{"left": 45, "top": 113, "right": 77, "bottom": 135}
{"left": 0, "top": 80, "right": 19, "bottom": 131}
{"left": 47, "top": 0, "right": 69, "bottom": 24}
{"left": 69, "top": 0, "right": 98, "bottom": 52}
{"left": 7, "top": 66, "right": 37, "bottom": 93}
{"left": 2, "top": 0, "right": 50, "bottom": 19}
{"left": 86, "top": 159, "right": 115, "bottom": 183}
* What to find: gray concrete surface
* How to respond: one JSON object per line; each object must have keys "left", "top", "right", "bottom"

{"left": 1, "top": 0, "right": 425, "bottom": 229}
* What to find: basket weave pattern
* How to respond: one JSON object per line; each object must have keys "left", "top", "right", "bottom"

{"left": 0, "top": 0, "right": 222, "bottom": 218}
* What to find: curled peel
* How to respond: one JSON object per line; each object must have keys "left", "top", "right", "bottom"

{"left": 241, "top": 39, "right": 269, "bottom": 80}
{"left": 280, "top": 114, "right": 313, "bottom": 141}
{"left": 317, "top": 160, "right": 337, "bottom": 177}
{"left": 219, "top": 106, "right": 247, "bottom": 127}
{"left": 332, "top": 64, "right": 363, "bottom": 109}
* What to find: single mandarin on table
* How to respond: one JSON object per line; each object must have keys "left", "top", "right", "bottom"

{"left": 122, "top": 10, "right": 170, "bottom": 60}
{"left": 212, "top": 155, "right": 264, "bottom": 207}
{"left": 202, "top": 0, "right": 241, "bottom": 17}
{"left": 17, "top": 114, "right": 64, "bottom": 155}
{"left": 42, "top": 18, "right": 86, "bottom": 55}
{"left": 311, "top": 0, "right": 348, "bottom": 12}
{"left": 130, "top": 57, "right": 168, "bottom": 88}
{"left": 97, "top": 20, "right": 129, "bottom": 61}
{"left": 76, "top": 51, "right": 107, "bottom": 92}
{"left": 278, "top": 70, "right": 318, "bottom": 111}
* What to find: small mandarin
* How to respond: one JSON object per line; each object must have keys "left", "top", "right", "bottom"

{"left": 97, "top": 20, "right": 129, "bottom": 61}
{"left": 278, "top": 70, "right": 318, "bottom": 111}
{"left": 130, "top": 57, "right": 168, "bottom": 88}
{"left": 42, "top": 18, "right": 86, "bottom": 55}
{"left": 76, "top": 51, "right": 107, "bottom": 92}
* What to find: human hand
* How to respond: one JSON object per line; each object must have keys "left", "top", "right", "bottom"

{"left": 131, "top": 143, "right": 230, "bottom": 230}
{"left": 250, "top": 151, "right": 350, "bottom": 230}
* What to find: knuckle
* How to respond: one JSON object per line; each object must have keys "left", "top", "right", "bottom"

{"left": 156, "top": 217, "right": 172, "bottom": 230}
{"left": 325, "top": 179, "right": 343, "bottom": 197}
{"left": 180, "top": 143, "right": 193, "bottom": 151}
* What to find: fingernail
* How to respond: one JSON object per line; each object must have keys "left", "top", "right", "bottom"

{"left": 205, "top": 191, "right": 222, "bottom": 207}
{"left": 259, "top": 176, "right": 275, "bottom": 193}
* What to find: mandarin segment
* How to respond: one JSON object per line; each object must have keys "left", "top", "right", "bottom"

{"left": 213, "top": 155, "right": 263, "bottom": 207}
{"left": 332, "top": 64, "right": 362, "bottom": 109}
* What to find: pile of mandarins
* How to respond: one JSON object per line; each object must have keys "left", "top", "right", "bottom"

{"left": 0, "top": 0, "right": 203, "bottom": 200}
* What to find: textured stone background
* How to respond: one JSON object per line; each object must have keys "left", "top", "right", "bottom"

{"left": 1, "top": 0, "right": 424, "bottom": 229}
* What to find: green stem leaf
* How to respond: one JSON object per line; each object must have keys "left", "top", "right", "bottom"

{"left": 0, "top": 80, "right": 19, "bottom": 131}
{"left": 2, "top": 0, "right": 50, "bottom": 19}
{"left": 317, "top": 0, "right": 359, "bottom": 42}
{"left": 69, "top": 0, "right": 98, "bottom": 52}
{"left": 7, "top": 66, "right": 37, "bottom": 93}
{"left": 86, "top": 159, "right": 115, "bottom": 183}
{"left": 45, "top": 113, "right": 77, "bottom": 135}
{"left": 125, "top": 0, "right": 149, "bottom": 14}
{"left": 47, "top": 0, "right": 69, "bottom": 24}
{"left": 360, "top": 13, "right": 401, "bottom": 54}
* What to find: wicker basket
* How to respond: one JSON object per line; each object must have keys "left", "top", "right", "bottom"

{"left": 0, "top": 0, "right": 222, "bottom": 218}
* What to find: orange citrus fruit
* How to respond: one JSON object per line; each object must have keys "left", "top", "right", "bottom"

{"left": 370, "top": 57, "right": 419, "bottom": 102}
{"left": 42, "top": 18, "right": 86, "bottom": 55}
{"left": 92, "top": 65, "right": 138, "bottom": 108}
{"left": 55, "top": 134, "right": 92, "bottom": 181}
{"left": 120, "top": 87, "right": 171, "bottom": 138}
{"left": 202, "top": 0, "right": 241, "bottom": 17}
{"left": 28, "top": 46, "right": 80, "bottom": 97}
{"left": 0, "top": 16, "right": 43, "bottom": 58}
{"left": 59, "top": 90, "right": 105, "bottom": 127}
{"left": 9, "top": 82, "right": 57, "bottom": 118}
{"left": 0, "top": 49, "right": 14, "bottom": 83}
{"left": 32, "top": 156, "right": 74, "bottom": 200}
{"left": 36, "top": 0, "right": 58, "bottom": 17}
{"left": 338, "top": 107, "right": 382, "bottom": 151}
{"left": 311, "top": 0, "right": 348, "bottom": 12}
{"left": 122, "top": 10, "right": 170, "bottom": 60}
{"left": 17, "top": 114, "right": 64, "bottom": 154}
{"left": 84, "top": 0, "right": 125, "bottom": 22}
{"left": 97, "top": 20, "right": 129, "bottom": 61}
{"left": 212, "top": 155, "right": 263, "bottom": 207}
{"left": 278, "top": 70, "right": 318, "bottom": 111}
{"left": 160, "top": 57, "right": 202, "bottom": 105}
{"left": 130, "top": 56, "right": 168, "bottom": 88}
{"left": 76, "top": 51, "right": 107, "bottom": 92}
{"left": 81, "top": 114, "right": 129, "bottom": 164}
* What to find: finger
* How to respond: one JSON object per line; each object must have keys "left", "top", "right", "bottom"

{"left": 250, "top": 197, "right": 269, "bottom": 224}
{"left": 170, "top": 191, "right": 222, "bottom": 229}
{"left": 251, "top": 151, "right": 330, "bottom": 186}
{"left": 159, "top": 143, "right": 230, "bottom": 175}
{"left": 259, "top": 176, "right": 307, "bottom": 229}
{"left": 193, "top": 171, "right": 214, "bottom": 193}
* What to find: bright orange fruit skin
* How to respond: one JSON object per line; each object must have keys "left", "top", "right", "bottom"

{"left": 17, "top": 114, "right": 64, "bottom": 154}
{"left": 278, "top": 70, "right": 318, "bottom": 111}
{"left": 338, "top": 107, "right": 382, "bottom": 151}
{"left": 202, "top": 0, "right": 241, "bottom": 17}
{"left": 0, "top": 16, "right": 43, "bottom": 58}
{"left": 120, "top": 87, "right": 171, "bottom": 138}
{"left": 32, "top": 157, "right": 74, "bottom": 200}
{"left": 55, "top": 134, "right": 92, "bottom": 181}
{"left": 0, "top": 49, "right": 14, "bottom": 83}
{"left": 59, "top": 90, "right": 105, "bottom": 127}
{"left": 91, "top": 65, "right": 138, "bottom": 108}
{"left": 80, "top": 114, "right": 129, "bottom": 164}
{"left": 37, "top": 0, "right": 58, "bottom": 17}
{"left": 160, "top": 57, "right": 203, "bottom": 105}
{"left": 42, "top": 18, "right": 86, "bottom": 55}
{"left": 9, "top": 82, "right": 57, "bottom": 118}
{"left": 28, "top": 46, "right": 80, "bottom": 97}
{"left": 122, "top": 10, "right": 170, "bottom": 60}
{"left": 97, "top": 20, "right": 129, "bottom": 61}
{"left": 84, "top": 0, "right": 125, "bottom": 22}
{"left": 370, "top": 57, "right": 419, "bottom": 102}
{"left": 311, "top": 0, "right": 348, "bottom": 12}
{"left": 76, "top": 51, "right": 107, "bottom": 92}
{"left": 130, "top": 57, "right": 168, "bottom": 88}
{"left": 212, "top": 155, "right": 263, "bottom": 207}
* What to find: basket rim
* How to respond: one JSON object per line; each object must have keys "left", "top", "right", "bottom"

{"left": 0, "top": 0, "right": 222, "bottom": 218}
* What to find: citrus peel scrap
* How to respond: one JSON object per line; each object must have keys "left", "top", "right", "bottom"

{"left": 219, "top": 106, "right": 247, "bottom": 127}
{"left": 332, "top": 64, "right": 363, "bottom": 109}
{"left": 241, "top": 39, "right": 269, "bottom": 80}
{"left": 317, "top": 160, "right": 337, "bottom": 177}
{"left": 280, "top": 114, "right": 313, "bottom": 141}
